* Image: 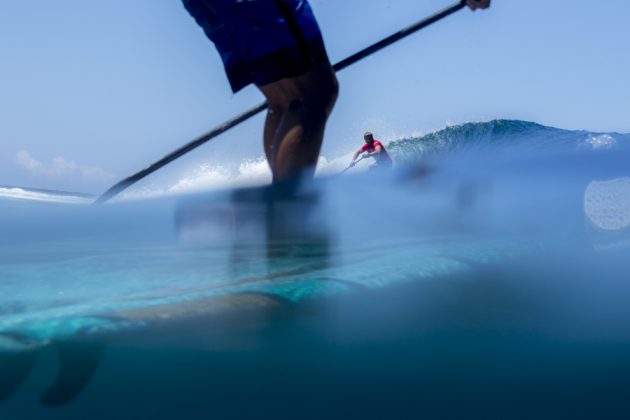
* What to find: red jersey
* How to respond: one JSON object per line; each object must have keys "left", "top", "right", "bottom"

{"left": 360, "top": 140, "right": 392, "bottom": 164}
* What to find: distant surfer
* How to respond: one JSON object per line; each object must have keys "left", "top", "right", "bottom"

{"left": 350, "top": 132, "right": 393, "bottom": 171}
{"left": 183, "top": 0, "right": 489, "bottom": 184}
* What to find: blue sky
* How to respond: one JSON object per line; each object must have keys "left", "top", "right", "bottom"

{"left": 1, "top": 0, "right": 629, "bottom": 193}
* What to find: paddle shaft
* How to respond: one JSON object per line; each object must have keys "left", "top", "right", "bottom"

{"left": 339, "top": 156, "right": 365, "bottom": 176}
{"left": 94, "top": 1, "right": 467, "bottom": 204}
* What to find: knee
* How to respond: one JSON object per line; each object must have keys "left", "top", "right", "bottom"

{"left": 267, "top": 101, "right": 284, "bottom": 120}
{"left": 313, "top": 71, "right": 338, "bottom": 116}
{"left": 323, "top": 73, "right": 339, "bottom": 115}
{"left": 262, "top": 67, "right": 339, "bottom": 119}
{"left": 301, "top": 71, "right": 339, "bottom": 121}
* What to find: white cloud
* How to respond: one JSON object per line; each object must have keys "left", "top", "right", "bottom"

{"left": 16, "top": 150, "right": 43, "bottom": 173}
{"left": 15, "top": 150, "right": 114, "bottom": 181}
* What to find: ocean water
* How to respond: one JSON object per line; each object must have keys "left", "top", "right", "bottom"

{"left": 1, "top": 120, "right": 630, "bottom": 419}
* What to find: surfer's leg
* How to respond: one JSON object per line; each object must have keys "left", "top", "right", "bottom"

{"left": 183, "top": 0, "right": 337, "bottom": 182}
{"left": 259, "top": 64, "right": 338, "bottom": 183}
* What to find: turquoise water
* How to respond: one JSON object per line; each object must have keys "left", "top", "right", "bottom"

{"left": 2, "top": 120, "right": 630, "bottom": 418}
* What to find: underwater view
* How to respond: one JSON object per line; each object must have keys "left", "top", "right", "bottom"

{"left": 2, "top": 120, "right": 630, "bottom": 418}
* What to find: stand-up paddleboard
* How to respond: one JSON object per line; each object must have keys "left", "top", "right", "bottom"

{"left": 0, "top": 233, "right": 538, "bottom": 406}
{"left": 2, "top": 151, "right": 630, "bottom": 415}
{"left": 0, "top": 164, "right": 546, "bottom": 406}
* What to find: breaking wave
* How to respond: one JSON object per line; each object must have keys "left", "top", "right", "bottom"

{"left": 3, "top": 120, "right": 628, "bottom": 203}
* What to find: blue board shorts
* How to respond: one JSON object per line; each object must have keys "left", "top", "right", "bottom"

{"left": 182, "top": 0, "right": 331, "bottom": 92}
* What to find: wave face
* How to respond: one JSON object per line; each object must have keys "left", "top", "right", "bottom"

{"left": 387, "top": 119, "right": 630, "bottom": 165}
{"left": 130, "top": 119, "right": 627, "bottom": 199}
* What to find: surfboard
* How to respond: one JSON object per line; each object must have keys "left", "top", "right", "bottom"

{"left": 0, "top": 174, "right": 545, "bottom": 405}
{"left": 3, "top": 150, "right": 629, "bottom": 410}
